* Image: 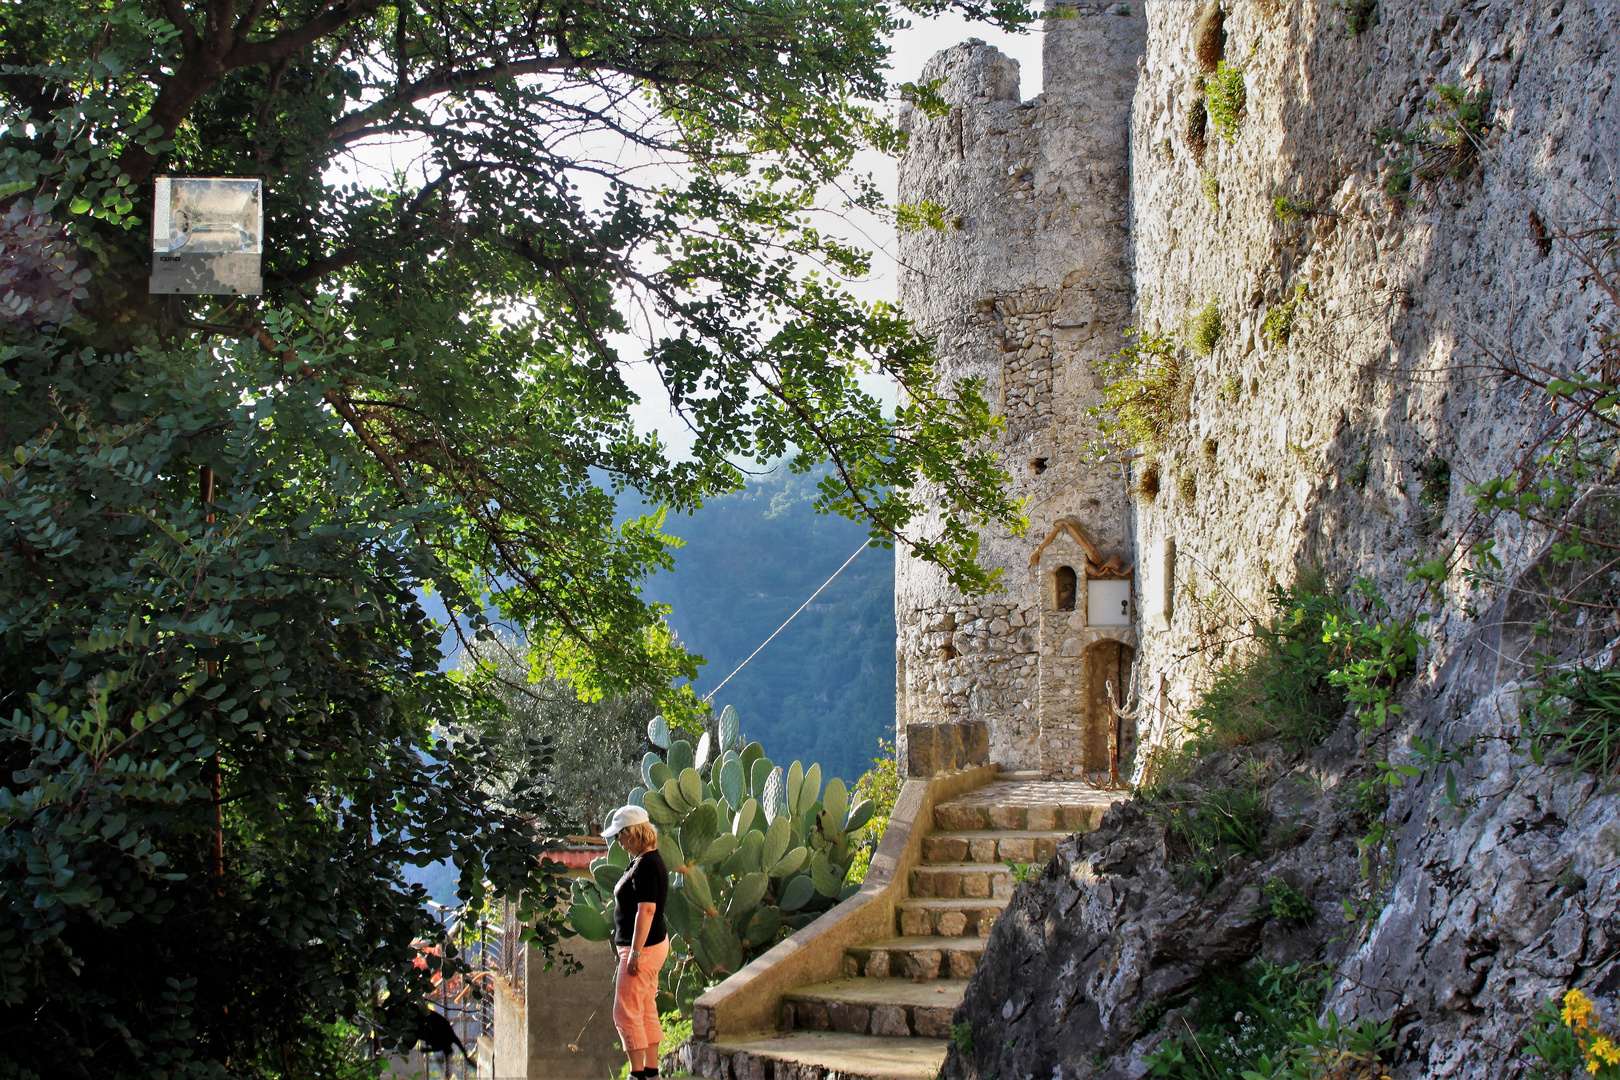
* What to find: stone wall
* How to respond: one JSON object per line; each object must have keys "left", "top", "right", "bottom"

{"left": 894, "top": 5, "right": 1144, "bottom": 779}
{"left": 1124, "top": 0, "right": 1618, "bottom": 762}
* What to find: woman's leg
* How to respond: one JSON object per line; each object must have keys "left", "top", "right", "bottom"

{"left": 612, "top": 947, "right": 651, "bottom": 1072}
{"left": 638, "top": 940, "right": 671, "bottom": 1068}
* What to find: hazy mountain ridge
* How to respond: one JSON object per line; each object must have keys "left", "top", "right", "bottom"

{"left": 641, "top": 467, "right": 895, "bottom": 783}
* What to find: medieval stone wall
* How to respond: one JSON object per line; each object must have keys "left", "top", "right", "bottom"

{"left": 894, "top": 6, "right": 1144, "bottom": 778}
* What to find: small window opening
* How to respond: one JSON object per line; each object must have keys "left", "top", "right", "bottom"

{"left": 1054, "top": 565, "right": 1078, "bottom": 612}
{"left": 1030, "top": 457, "right": 1048, "bottom": 475}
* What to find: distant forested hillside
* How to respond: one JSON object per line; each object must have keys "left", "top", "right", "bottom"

{"left": 640, "top": 468, "right": 895, "bottom": 783}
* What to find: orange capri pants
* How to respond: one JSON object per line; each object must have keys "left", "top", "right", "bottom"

{"left": 613, "top": 938, "right": 670, "bottom": 1054}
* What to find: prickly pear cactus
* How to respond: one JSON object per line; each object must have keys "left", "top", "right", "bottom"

{"left": 565, "top": 707, "right": 875, "bottom": 982}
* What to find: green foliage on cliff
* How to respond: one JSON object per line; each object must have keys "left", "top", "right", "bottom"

{"left": 1089, "top": 328, "right": 1188, "bottom": 454}
{"left": 1204, "top": 62, "right": 1247, "bottom": 142}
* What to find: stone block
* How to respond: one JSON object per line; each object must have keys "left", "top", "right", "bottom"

{"left": 1025, "top": 806, "right": 1058, "bottom": 831}
{"left": 827, "top": 1002, "right": 870, "bottom": 1034}
{"left": 991, "top": 872, "right": 1014, "bottom": 899}
{"left": 904, "top": 949, "right": 943, "bottom": 980}
{"left": 871, "top": 1005, "right": 911, "bottom": 1036}
{"left": 938, "top": 910, "right": 969, "bottom": 936}
{"left": 935, "top": 805, "right": 988, "bottom": 831}
{"left": 949, "top": 951, "right": 979, "bottom": 979}
{"left": 1035, "top": 836, "right": 1059, "bottom": 860}
{"left": 998, "top": 836, "right": 1036, "bottom": 861}
{"left": 901, "top": 908, "right": 932, "bottom": 935}
{"left": 732, "top": 1051, "right": 768, "bottom": 1080}
{"left": 794, "top": 1000, "right": 829, "bottom": 1031}
{"left": 904, "top": 720, "right": 990, "bottom": 777}
{"left": 962, "top": 872, "right": 991, "bottom": 899}
{"left": 987, "top": 805, "right": 1025, "bottom": 830}
{"left": 914, "top": 1006, "right": 956, "bottom": 1038}
{"left": 969, "top": 838, "right": 999, "bottom": 862}
{"left": 925, "top": 835, "right": 969, "bottom": 861}
{"left": 865, "top": 950, "right": 890, "bottom": 978}
{"left": 843, "top": 955, "right": 859, "bottom": 979}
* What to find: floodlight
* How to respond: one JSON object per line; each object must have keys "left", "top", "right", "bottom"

{"left": 149, "top": 177, "right": 263, "bottom": 295}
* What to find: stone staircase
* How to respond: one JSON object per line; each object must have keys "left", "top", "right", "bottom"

{"left": 699, "top": 774, "right": 1119, "bottom": 1080}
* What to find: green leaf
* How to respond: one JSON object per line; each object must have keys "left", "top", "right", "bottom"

{"left": 727, "top": 871, "right": 768, "bottom": 921}
{"left": 845, "top": 799, "right": 875, "bottom": 833}
{"left": 742, "top": 905, "right": 782, "bottom": 947}
{"left": 778, "top": 875, "right": 816, "bottom": 912}
{"left": 568, "top": 902, "right": 612, "bottom": 941}
{"left": 768, "top": 845, "right": 807, "bottom": 880}
{"left": 733, "top": 797, "right": 758, "bottom": 837}
{"left": 642, "top": 789, "right": 680, "bottom": 825}
{"left": 658, "top": 830, "right": 686, "bottom": 873}
{"left": 679, "top": 767, "right": 704, "bottom": 809}
{"left": 786, "top": 760, "right": 804, "bottom": 815}
{"left": 738, "top": 829, "right": 765, "bottom": 874}
{"left": 799, "top": 764, "right": 822, "bottom": 816}
{"left": 810, "top": 851, "right": 843, "bottom": 897}
{"left": 662, "top": 777, "right": 692, "bottom": 815}
{"left": 821, "top": 777, "right": 849, "bottom": 827}
{"left": 699, "top": 833, "right": 738, "bottom": 865}
{"left": 683, "top": 865, "right": 714, "bottom": 913}
{"left": 668, "top": 739, "right": 695, "bottom": 776}
{"left": 698, "top": 916, "right": 744, "bottom": 977}
{"left": 763, "top": 815, "right": 791, "bottom": 868}
{"left": 680, "top": 801, "right": 719, "bottom": 864}
{"left": 718, "top": 705, "right": 740, "bottom": 752}
{"left": 719, "top": 757, "right": 745, "bottom": 810}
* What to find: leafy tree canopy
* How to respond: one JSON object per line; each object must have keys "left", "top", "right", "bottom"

{"left": 0, "top": 0, "right": 1029, "bottom": 1075}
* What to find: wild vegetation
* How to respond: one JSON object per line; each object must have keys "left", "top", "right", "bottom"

{"left": 0, "top": 0, "right": 1031, "bottom": 1074}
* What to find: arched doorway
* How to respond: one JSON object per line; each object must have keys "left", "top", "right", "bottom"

{"left": 1082, "top": 640, "right": 1135, "bottom": 776}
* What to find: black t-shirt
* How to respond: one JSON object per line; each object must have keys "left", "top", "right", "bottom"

{"left": 612, "top": 850, "right": 668, "bottom": 948}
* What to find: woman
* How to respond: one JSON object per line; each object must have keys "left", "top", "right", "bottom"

{"left": 602, "top": 804, "right": 669, "bottom": 1080}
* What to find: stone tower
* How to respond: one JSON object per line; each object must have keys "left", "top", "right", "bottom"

{"left": 894, "top": 5, "right": 1146, "bottom": 780}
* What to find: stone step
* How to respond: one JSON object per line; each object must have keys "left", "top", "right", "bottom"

{"left": 845, "top": 936, "right": 984, "bottom": 981}
{"left": 931, "top": 799, "right": 1107, "bottom": 833}
{"left": 922, "top": 829, "right": 1067, "bottom": 865}
{"left": 896, "top": 897, "right": 1006, "bottom": 938}
{"left": 931, "top": 779, "right": 1122, "bottom": 832}
{"left": 910, "top": 862, "right": 1016, "bottom": 900}
{"left": 781, "top": 978, "right": 967, "bottom": 1038}
{"left": 691, "top": 1031, "right": 948, "bottom": 1080}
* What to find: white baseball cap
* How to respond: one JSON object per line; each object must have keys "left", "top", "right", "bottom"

{"left": 602, "top": 804, "right": 651, "bottom": 838}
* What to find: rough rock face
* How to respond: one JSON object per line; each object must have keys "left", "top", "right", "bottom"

{"left": 944, "top": 525, "right": 1620, "bottom": 1079}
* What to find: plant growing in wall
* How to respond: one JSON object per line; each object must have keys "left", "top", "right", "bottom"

{"left": 1088, "top": 329, "right": 1189, "bottom": 454}
{"left": 1375, "top": 84, "right": 1491, "bottom": 196}
{"left": 1189, "top": 300, "right": 1223, "bottom": 356}
{"left": 1205, "top": 62, "right": 1246, "bottom": 143}
{"left": 1263, "top": 283, "right": 1308, "bottom": 347}
{"left": 566, "top": 706, "right": 872, "bottom": 980}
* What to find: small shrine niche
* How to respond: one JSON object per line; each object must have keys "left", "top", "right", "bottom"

{"left": 1029, "top": 516, "right": 1137, "bottom": 782}
{"left": 1054, "top": 565, "right": 1078, "bottom": 611}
